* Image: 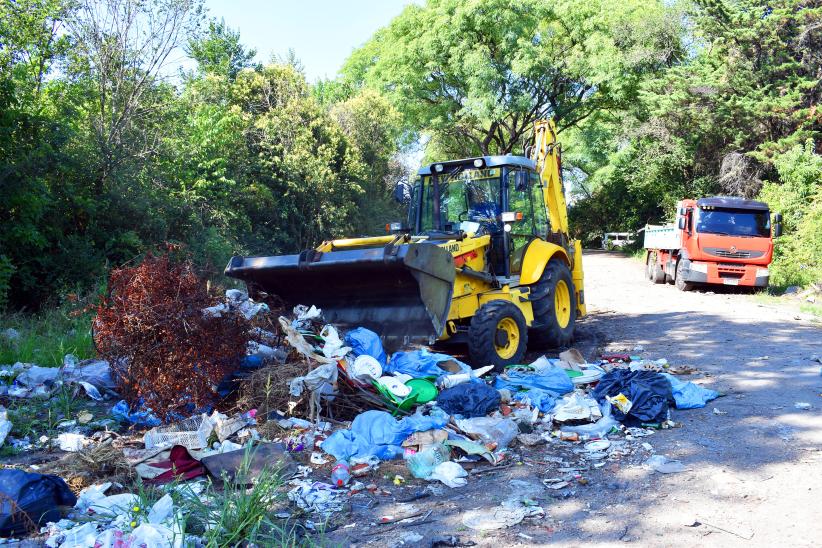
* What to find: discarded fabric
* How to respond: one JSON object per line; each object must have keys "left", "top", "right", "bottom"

{"left": 436, "top": 382, "right": 500, "bottom": 418}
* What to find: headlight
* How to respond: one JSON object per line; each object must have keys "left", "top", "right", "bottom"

{"left": 690, "top": 261, "right": 708, "bottom": 273}
{"left": 756, "top": 268, "right": 769, "bottom": 277}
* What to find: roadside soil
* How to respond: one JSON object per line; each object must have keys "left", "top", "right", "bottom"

{"left": 328, "top": 250, "right": 822, "bottom": 547}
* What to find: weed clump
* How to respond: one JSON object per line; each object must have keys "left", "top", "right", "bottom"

{"left": 94, "top": 252, "right": 249, "bottom": 419}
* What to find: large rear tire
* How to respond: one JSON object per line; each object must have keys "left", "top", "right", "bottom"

{"left": 468, "top": 301, "right": 528, "bottom": 372}
{"left": 529, "top": 259, "right": 576, "bottom": 348}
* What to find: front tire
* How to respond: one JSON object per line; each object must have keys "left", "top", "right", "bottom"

{"left": 468, "top": 301, "right": 528, "bottom": 372}
{"left": 675, "top": 259, "right": 693, "bottom": 291}
{"left": 529, "top": 259, "right": 576, "bottom": 348}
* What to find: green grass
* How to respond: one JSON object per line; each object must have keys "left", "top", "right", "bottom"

{"left": 176, "top": 445, "right": 318, "bottom": 547}
{"left": 0, "top": 307, "right": 95, "bottom": 366}
{"left": 750, "top": 291, "right": 822, "bottom": 319}
{"left": 800, "top": 301, "right": 822, "bottom": 318}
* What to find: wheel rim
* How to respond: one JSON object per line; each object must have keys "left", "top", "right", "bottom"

{"left": 494, "top": 317, "right": 520, "bottom": 359}
{"left": 554, "top": 279, "right": 572, "bottom": 329}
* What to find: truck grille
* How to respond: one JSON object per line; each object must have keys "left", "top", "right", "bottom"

{"left": 704, "top": 247, "right": 764, "bottom": 259}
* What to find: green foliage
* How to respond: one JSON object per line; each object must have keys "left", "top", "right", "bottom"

{"left": 342, "top": 0, "right": 682, "bottom": 157}
{"left": 759, "top": 141, "right": 822, "bottom": 287}
{"left": 188, "top": 18, "right": 257, "bottom": 79}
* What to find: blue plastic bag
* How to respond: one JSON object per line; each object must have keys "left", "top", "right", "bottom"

{"left": 111, "top": 400, "right": 161, "bottom": 428}
{"left": 321, "top": 410, "right": 449, "bottom": 461}
{"left": 385, "top": 349, "right": 472, "bottom": 379}
{"left": 513, "top": 388, "right": 558, "bottom": 412}
{"left": 345, "top": 327, "right": 387, "bottom": 365}
{"left": 494, "top": 364, "right": 574, "bottom": 394}
{"left": 661, "top": 373, "right": 719, "bottom": 409}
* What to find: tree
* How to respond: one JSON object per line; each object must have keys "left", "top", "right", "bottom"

{"left": 66, "top": 0, "right": 205, "bottom": 191}
{"left": 187, "top": 18, "right": 257, "bottom": 80}
{"left": 342, "top": 0, "right": 682, "bottom": 157}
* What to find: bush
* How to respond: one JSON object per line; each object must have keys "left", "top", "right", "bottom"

{"left": 93, "top": 251, "right": 249, "bottom": 419}
{"left": 758, "top": 141, "right": 822, "bottom": 288}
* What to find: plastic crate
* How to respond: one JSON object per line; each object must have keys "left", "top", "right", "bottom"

{"left": 143, "top": 414, "right": 214, "bottom": 450}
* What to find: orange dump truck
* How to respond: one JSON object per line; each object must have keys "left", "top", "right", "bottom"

{"left": 643, "top": 197, "right": 782, "bottom": 291}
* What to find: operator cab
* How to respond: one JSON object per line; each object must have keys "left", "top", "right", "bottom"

{"left": 408, "top": 155, "right": 551, "bottom": 278}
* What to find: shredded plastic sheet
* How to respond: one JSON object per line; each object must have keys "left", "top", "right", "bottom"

{"left": 278, "top": 317, "right": 336, "bottom": 364}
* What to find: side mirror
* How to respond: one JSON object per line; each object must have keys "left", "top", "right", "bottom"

{"left": 677, "top": 217, "right": 686, "bottom": 230}
{"left": 774, "top": 223, "right": 783, "bottom": 238}
{"left": 774, "top": 213, "right": 783, "bottom": 223}
{"left": 678, "top": 207, "right": 686, "bottom": 216}
{"left": 514, "top": 171, "right": 528, "bottom": 192}
{"left": 393, "top": 182, "right": 411, "bottom": 204}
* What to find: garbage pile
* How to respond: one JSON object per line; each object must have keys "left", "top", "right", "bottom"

{"left": 0, "top": 295, "right": 723, "bottom": 544}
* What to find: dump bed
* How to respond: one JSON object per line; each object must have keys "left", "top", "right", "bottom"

{"left": 643, "top": 224, "right": 682, "bottom": 250}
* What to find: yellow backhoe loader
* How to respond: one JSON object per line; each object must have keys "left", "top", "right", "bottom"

{"left": 225, "top": 120, "right": 586, "bottom": 370}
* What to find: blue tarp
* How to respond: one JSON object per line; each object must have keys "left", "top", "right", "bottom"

{"left": 321, "top": 410, "right": 450, "bottom": 461}
{"left": 111, "top": 400, "right": 161, "bottom": 428}
{"left": 661, "top": 373, "right": 720, "bottom": 409}
{"left": 494, "top": 364, "right": 574, "bottom": 394}
{"left": 385, "top": 349, "right": 472, "bottom": 379}
{"left": 345, "top": 327, "right": 387, "bottom": 365}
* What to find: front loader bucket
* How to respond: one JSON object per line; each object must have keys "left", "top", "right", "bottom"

{"left": 224, "top": 243, "right": 455, "bottom": 350}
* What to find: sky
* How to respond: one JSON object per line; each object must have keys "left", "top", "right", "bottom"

{"left": 203, "top": 0, "right": 418, "bottom": 81}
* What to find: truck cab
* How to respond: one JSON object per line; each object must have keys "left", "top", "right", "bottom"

{"left": 644, "top": 196, "right": 782, "bottom": 290}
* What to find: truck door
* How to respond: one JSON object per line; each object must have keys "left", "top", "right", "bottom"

{"left": 505, "top": 170, "right": 548, "bottom": 275}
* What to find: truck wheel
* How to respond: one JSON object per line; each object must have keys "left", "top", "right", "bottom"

{"left": 649, "top": 252, "right": 666, "bottom": 284}
{"left": 528, "top": 259, "right": 576, "bottom": 349}
{"left": 675, "top": 260, "right": 693, "bottom": 291}
{"left": 468, "top": 301, "right": 528, "bottom": 372}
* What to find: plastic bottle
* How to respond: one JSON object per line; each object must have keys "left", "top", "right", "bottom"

{"left": 330, "top": 461, "right": 351, "bottom": 487}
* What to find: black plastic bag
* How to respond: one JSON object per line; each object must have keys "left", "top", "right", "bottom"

{"left": 0, "top": 469, "right": 77, "bottom": 538}
{"left": 592, "top": 369, "right": 675, "bottom": 424}
{"left": 436, "top": 382, "right": 500, "bottom": 418}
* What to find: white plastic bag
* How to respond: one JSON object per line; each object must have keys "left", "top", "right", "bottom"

{"left": 429, "top": 461, "right": 467, "bottom": 488}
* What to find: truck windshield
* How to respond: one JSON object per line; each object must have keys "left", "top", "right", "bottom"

{"left": 696, "top": 207, "right": 770, "bottom": 237}
{"left": 419, "top": 168, "right": 502, "bottom": 232}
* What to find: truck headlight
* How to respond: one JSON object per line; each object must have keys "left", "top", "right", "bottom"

{"left": 690, "top": 262, "right": 708, "bottom": 273}
{"left": 756, "top": 268, "right": 769, "bottom": 277}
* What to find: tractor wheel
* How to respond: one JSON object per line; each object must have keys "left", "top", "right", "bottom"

{"left": 468, "top": 300, "right": 528, "bottom": 372}
{"left": 529, "top": 259, "right": 576, "bottom": 348}
{"left": 675, "top": 259, "right": 693, "bottom": 292}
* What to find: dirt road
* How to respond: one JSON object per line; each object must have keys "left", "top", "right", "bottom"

{"left": 334, "top": 251, "right": 822, "bottom": 547}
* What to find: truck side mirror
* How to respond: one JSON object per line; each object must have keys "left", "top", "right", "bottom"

{"left": 678, "top": 207, "right": 686, "bottom": 216}
{"left": 677, "top": 217, "right": 686, "bottom": 230}
{"left": 393, "top": 182, "right": 411, "bottom": 205}
{"left": 774, "top": 213, "right": 783, "bottom": 223}
{"left": 774, "top": 223, "right": 783, "bottom": 238}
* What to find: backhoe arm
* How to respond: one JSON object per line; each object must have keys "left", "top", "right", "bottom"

{"left": 531, "top": 120, "right": 569, "bottom": 236}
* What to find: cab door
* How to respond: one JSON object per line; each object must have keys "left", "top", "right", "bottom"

{"left": 505, "top": 170, "right": 549, "bottom": 275}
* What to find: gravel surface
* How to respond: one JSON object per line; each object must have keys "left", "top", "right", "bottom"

{"left": 328, "top": 251, "right": 822, "bottom": 548}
